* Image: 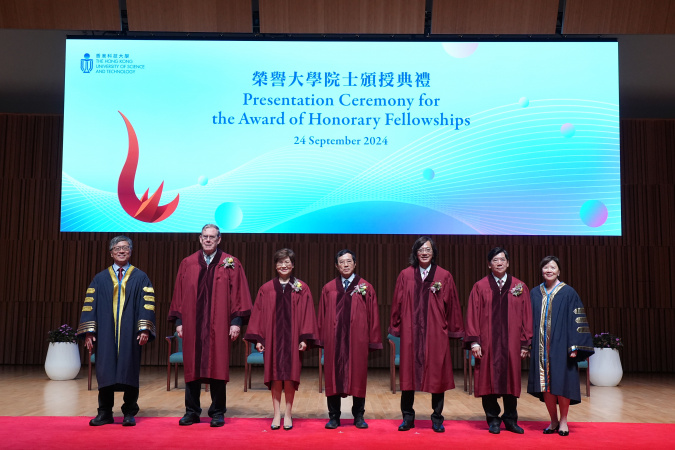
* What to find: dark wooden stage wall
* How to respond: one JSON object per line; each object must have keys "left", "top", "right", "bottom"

{"left": 0, "top": 114, "right": 673, "bottom": 372}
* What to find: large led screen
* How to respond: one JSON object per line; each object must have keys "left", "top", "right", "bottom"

{"left": 62, "top": 39, "right": 620, "bottom": 234}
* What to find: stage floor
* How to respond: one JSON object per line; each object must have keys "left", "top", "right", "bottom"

{"left": 1, "top": 366, "right": 672, "bottom": 423}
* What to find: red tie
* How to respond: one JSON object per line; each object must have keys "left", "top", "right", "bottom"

{"left": 498, "top": 279, "right": 503, "bottom": 292}
{"left": 118, "top": 267, "right": 124, "bottom": 281}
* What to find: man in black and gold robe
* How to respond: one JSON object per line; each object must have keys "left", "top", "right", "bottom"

{"left": 77, "top": 235, "right": 156, "bottom": 427}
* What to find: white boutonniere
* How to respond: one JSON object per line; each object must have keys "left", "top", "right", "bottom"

{"left": 430, "top": 281, "right": 442, "bottom": 293}
{"left": 350, "top": 283, "right": 367, "bottom": 297}
{"left": 291, "top": 280, "right": 303, "bottom": 293}
{"left": 220, "top": 257, "right": 235, "bottom": 269}
{"left": 510, "top": 283, "right": 524, "bottom": 296}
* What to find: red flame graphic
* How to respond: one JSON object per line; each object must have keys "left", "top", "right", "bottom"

{"left": 117, "top": 111, "right": 179, "bottom": 223}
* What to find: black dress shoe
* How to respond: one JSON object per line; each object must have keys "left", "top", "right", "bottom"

{"left": 89, "top": 412, "right": 114, "bottom": 426}
{"left": 179, "top": 414, "right": 200, "bottom": 426}
{"left": 543, "top": 425, "right": 559, "bottom": 434}
{"left": 210, "top": 416, "right": 225, "bottom": 427}
{"left": 558, "top": 429, "right": 569, "bottom": 436}
{"left": 354, "top": 417, "right": 368, "bottom": 429}
{"left": 432, "top": 423, "right": 445, "bottom": 433}
{"left": 283, "top": 424, "right": 293, "bottom": 430}
{"left": 122, "top": 415, "right": 136, "bottom": 427}
{"left": 504, "top": 422, "right": 524, "bottom": 434}
{"left": 489, "top": 424, "right": 501, "bottom": 434}
{"left": 398, "top": 420, "right": 415, "bottom": 431}
{"left": 271, "top": 422, "right": 281, "bottom": 430}
{"left": 325, "top": 418, "right": 340, "bottom": 429}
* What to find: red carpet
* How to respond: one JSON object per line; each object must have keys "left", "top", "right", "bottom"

{"left": 1, "top": 417, "right": 673, "bottom": 449}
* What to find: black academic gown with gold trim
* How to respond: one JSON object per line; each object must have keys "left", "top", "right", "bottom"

{"left": 527, "top": 283, "right": 594, "bottom": 404}
{"left": 77, "top": 266, "right": 156, "bottom": 388}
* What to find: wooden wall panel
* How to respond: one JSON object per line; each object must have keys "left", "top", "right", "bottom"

{"left": 564, "top": 0, "right": 675, "bottom": 34}
{"left": 0, "top": 114, "right": 674, "bottom": 373}
{"left": 126, "top": 0, "right": 252, "bottom": 33}
{"left": 432, "top": 0, "right": 559, "bottom": 35}
{"left": 259, "top": 0, "right": 425, "bottom": 34}
{"left": 0, "top": 0, "right": 119, "bottom": 30}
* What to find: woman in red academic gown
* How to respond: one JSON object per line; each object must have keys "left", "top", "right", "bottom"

{"left": 244, "top": 248, "right": 318, "bottom": 430}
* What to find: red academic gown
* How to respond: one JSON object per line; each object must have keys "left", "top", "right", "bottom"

{"left": 389, "top": 265, "right": 464, "bottom": 393}
{"left": 245, "top": 278, "right": 318, "bottom": 390}
{"left": 465, "top": 275, "right": 533, "bottom": 397}
{"left": 168, "top": 249, "right": 252, "bottom": 383}
{"left": 317, "top": 276, "right": 383, "bottom": 398}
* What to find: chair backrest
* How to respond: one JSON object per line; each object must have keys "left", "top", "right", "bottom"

{"left": 174, "top": 331, "right": 183, "bottom": 353}
{"left": 387, "top": 333, "right": 400, "bottom": 356}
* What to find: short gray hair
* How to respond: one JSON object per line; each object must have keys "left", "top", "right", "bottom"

{"left": 201, "top": 224, "right": 221, "bottom": 237}
{"left": 109, "top": 235, "right": 133, "bottom": 251}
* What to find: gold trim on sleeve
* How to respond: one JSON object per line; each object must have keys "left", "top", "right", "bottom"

{"left": 576, "top": 326, "right": 590, "bottom": 333}
{"left": 143, "top": 286, "right": 154, "bottom": 293}
{"left": 137, "top": 320, "right": 156, "bottom": 334}
{"left": 570, "top": 345, "right": 594, "bottom": 352}
{"left": 77, "top": 321, "right": 96, "bottom": 335}
{"left": 574, "top": 307, "right": 585, "bottom": 314}
{"left": 144, "top": 304, "right": 155, "bottom": 311}
{"left": 82, "top": 306, "right": 93, "bottom": 312}
{"left": 86, "top": 288, "right": 95, "bottom": 294}
{"left": 143, "top": 295, "right": 155, "bottom": 302}
{"left": 575, "top": 317, "right": 588, "bottom": 324}
{"left": 84, "top": 297, "right": 94, "bottom": 303}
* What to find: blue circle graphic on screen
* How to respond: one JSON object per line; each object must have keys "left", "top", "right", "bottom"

{"left": 198, "top": 176, "right": 208, "bottom": 186}
{"left": 519, "top": 97, "right": 529, "bottom": 107}
{"left": 423, "top": 168, "right": 435, "bottom": 180}
{"left": 561, "top": 123, "right": 576, "bottom": 138}
{"left": 580, "top": 200, "right": 608, "bottom": 227}
{"left": 215, "top": 202, "right": 243, "bottom": 230}
{"left": 442, "top": 42, "right": 479, "bottom": 58}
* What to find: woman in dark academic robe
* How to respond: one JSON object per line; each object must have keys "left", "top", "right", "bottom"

{"left": 389, "top": 236, "right": 465, "bottom": 433}
{"left": 244, "top": 248, "right": 318, "bottom": 431}
{"left": 527, "top": 256, "right": 594, "bottom": 436}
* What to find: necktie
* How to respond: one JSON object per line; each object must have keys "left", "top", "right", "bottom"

{"left": 343, "top": 279, "right": 349, "bottom": 291}
{"left": 422, "top": 269, "right": 428, "bottom": 280}
{"left": 205, "top": 254, "right": 211, "bottom": 265}
{"left": 498, "top": 279, "right": 503, "bottom": 292}
{"left": 117, "top": 267, "right": 124, "bottom": 281}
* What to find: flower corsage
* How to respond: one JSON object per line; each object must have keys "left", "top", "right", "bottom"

{"left": 291, "top": 280, "right": 303, "bottom": 293}
{"left": 430, "top": 281, "right": 442, "bottom": 293}
{"left": 351, "top": 283, "right": 367, "bottom": 297}
{"left": 510, "top": 283, "right": 523, "bottom": 296}
{"left": 220, "top": 257, "right": 235, "bottom": 269}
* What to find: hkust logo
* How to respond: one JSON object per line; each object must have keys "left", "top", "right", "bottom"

{"left": 80, "top": 53, "right": 93, "bottom": 74}
{"left": 117, "top": 111, "right": 180, "bottom": 223}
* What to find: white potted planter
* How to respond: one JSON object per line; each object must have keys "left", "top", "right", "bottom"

{"left": 45, "top": 342, "right": 82, "bottom": 380}
{"left": 589, "top": 347, "right": 623, "bottom": 387}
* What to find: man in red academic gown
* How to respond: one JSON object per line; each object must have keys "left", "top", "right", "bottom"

{"left": 465, "top": 247, "right": 532, "bottom": 434}
{"left": 389, "top": 236, "right": 464, "bottom": 433}
{"left": 168, "top": 224, "right": 252, "bottom": 427}
{"left": 317, "top": 249, "right": 382, "bottom": 429}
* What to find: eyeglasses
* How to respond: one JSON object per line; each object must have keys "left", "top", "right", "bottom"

{"left": 417, "top": 247, "right": 433, "bottom": 254}
{"left": 276, "top": 262, "right": 293, "bottom": 268}
{"left": 112, "top": 246, "right": 130, "bottom": 253}
{"left": 491, "top": 257, "right": 507, "bottom": 263}
{"left": 201, "top": 235, "right": 219, "bottom": 241}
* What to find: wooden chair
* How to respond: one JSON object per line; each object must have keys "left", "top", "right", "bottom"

{"left": 166, "top": 331, "right": 209, "bottom": 392}
{"left": 578, "top": 358, "right": 591, "bottom": 397}
{"left": 319, "top": 348, "right": 324, "bottom": 393}
{"left": 87, "top": 348, "right": 95, "bottom": 390}
{"left": 387, "top": 334, "right": 400, "bottom": 393}
{"left": 464, "top": 349, "right": 475, "bottom": 394}
{"left": 244, "top": 341, "right": 264, "bottom": 392}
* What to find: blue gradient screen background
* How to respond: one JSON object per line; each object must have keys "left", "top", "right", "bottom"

{"left": 62, "top": 39, "right": 620, "bottom": 235}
